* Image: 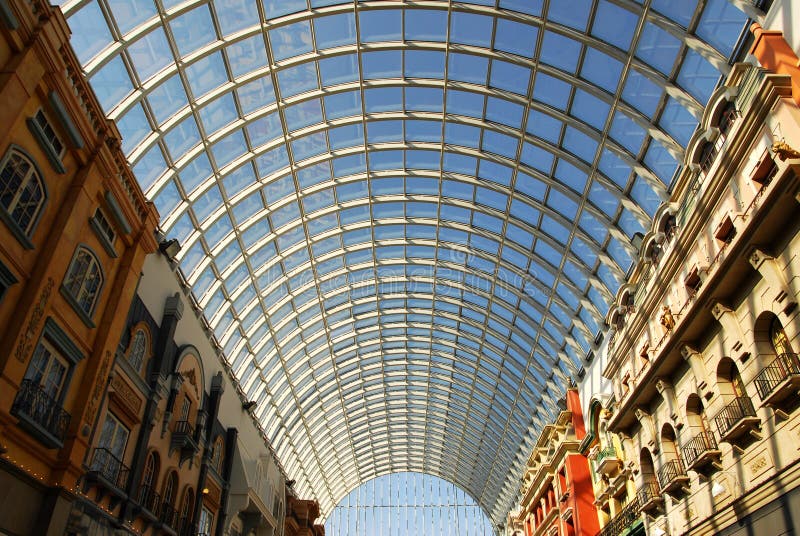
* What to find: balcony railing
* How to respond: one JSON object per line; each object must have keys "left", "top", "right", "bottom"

{"left": 595, "top": 445, "right": 621, "bottom": 476}
{"left": 177, "top": 516, "right": 195, "bottom": 536}
{"left": 138, "top": 485, "right": 162, "bottom": 517}
{"left": 637, "top": 481, "right": 662, "bottom": 512}
{"left": 158, "top": 503, "right": 179, "bottom": 528}
{"left": 171, "top": 420, "right": 199, "bottom": 464}
{"left": 682, "top": 431, "right": 721, "bottom": 470}
{"left": 11, "top": 379, "right": 71, "bottom": 448}
{"left": 597, "top": 494, "right": 643, "bottom": 536}
{"left": 88, "top": 448, "right": 130, "bottom": 490}
{"left": 714, "top": 396, "right": 759, "bottom": 442}
{"left": 657, "top": 459, "right": 689, "bottom": 493}
{"left": 754, "top": 352, "right": 800, "bottom": 405}
{"left": 173, "top": 419, "right": 194, "bottom": 437}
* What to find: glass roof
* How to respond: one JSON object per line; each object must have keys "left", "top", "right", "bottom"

{"left": 58, "top": 0, "right": 748, "bottom": 524}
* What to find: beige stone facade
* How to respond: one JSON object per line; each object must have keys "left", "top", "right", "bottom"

{"left": 593, "top": 60, "right": 800, "bottom": 536}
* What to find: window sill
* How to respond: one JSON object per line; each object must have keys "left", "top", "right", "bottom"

{"left": 0, "top": 209, "right": 34, "bottom": 249}
{"left": 60, "top": 285, "right": 97, "bottom": 329}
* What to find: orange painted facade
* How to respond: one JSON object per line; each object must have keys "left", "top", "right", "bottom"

{"left": 0, "top": 0, "right": 158, "bottom": 532}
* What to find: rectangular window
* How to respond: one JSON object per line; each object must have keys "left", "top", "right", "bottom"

{"left": 11, "top": 317, "right": 84, "bottom": 450}
{"left": 92, "top": 412, "right": 130, "bottom": 487}
{"left": 26, "top": 110, "right": 65, "bottom": 173}
{"left": 98, "top": 412, "right": 129, "bottom": 459}
{"left": 90, "top": 208, "right": 118, "bottom": 257}
{"left": 34, "top": 110, "right": 64, "bottom": 158}
{"left": 198, "top": 506, "right": 214, "bottom": 535}
{"left": 25, "top": 339, "right": 69, "bottom": 397}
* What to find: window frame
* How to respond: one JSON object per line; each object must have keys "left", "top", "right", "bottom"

{"left": 127, "top": 327, "right": 149, "bottom": 373}
{"left": 12, "top": 317, "right": 84, "bottom": 448}
{"left": 198, "top": 505, "right": 214, "bottom": 535}
{"left": 0, "top": 258, "right": 18, "bottom": 302}
{"left": 97, "top": 411, "right": 130, "bottom": 461}
{"left": 61, "top": 244, "right": 104, "bottom": 328}
{"left": 0, "top": 145, "right": 48, "bottom": 248}
{"left": 27, "top": 109, "right": 65, "bottom": 173}
{"left": 90, "top": 207, "right": 118, "bottom": 258}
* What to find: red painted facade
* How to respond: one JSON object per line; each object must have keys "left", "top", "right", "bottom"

{"left": 516, "top": 389, "right": 600, "bottom": 536}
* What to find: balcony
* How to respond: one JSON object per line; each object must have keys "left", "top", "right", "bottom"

{"left": 657, "top": 459, "right": 690, "bottom": 494}
{"left": 84, "top": 448, "right": 130, "bottom": 505}
{"left": 11, "top": 379, "right": 71, "bottom": 449}
{"left": 682, "top": 431, "right": 721, "bottom": 471}
{"left": 176, "top": 517, "right": 195, "bottom": 536}
{"left": 595, "top": 445, "right": 622, "bottom": 477}
{"left": 754, "top": 352, "right": 800, "bottom": 407}
{"left": 170, "top": 420, "right": 199, "bottom": 466}
{"left": 637, "top": 481, "right": 663, "bottom": 513}
{"left": 137, "top": 485, "right": 162, "bottom": 523}
{"left": 597, "top": 496, "right": 644, "bottom": 536}
{"left": 714, "top": 397, "right": 760, "bottom": 443}
{"left": 158, "top": 503, "right": 179, "bottom": 530}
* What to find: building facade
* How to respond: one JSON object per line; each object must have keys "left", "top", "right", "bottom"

{"left": 512, "top": 389, "right": 600, "bottom": 536}
{"left": 68, "top": 248, "right": 323, "bottom": 536}
{"left": 0, "top": 0, "right": 326, "bottom": 534}
{"left": 561, "top": 21, "right": 800, "bottom": 536}
{"left": 0, "top": 0, "right": 159, "bottom": 532}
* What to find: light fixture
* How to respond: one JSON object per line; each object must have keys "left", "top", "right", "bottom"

{"left": 202, "top": 488, "right": 209, "bottom": 495}
{"left": 159, "top": 238, "right": 181, "bottom": 260}
{"left": 711, "top": 481, "right": 727, "bottom": 497}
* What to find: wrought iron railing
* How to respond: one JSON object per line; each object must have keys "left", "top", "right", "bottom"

{"left": 138, "top": 485, "right": 162, "bottom": 515}
{"left": 158, "top": 503, "right": 179, "bottom": 528}
{"left": 596, "top": 445, "right": 618, "bottom": 465}
{"left": 700, "top": 142, "right": 720, "bottom": 173}
{"left": 11, "top": 379, "right": 71, "bottom": 444}
{"left": 714, "top": 396, "right": 757, "bottom": 438}
{"left": 597, "top": 494, "right": 642, "bottom": 536}
{"left": 754, "top": 352, "right": 800, "bottom": 401}
{"left": 177, "top": 516, "right": 195, "bottom": 536}
{"left": 682, "top": 431, "right": 718, "bottom": 468}
{"left": 657, "top": 459, "right": 687, "bottom": 490}
{"left": 636, "top": 481, "right": 661, "bottom": 506}
{"left": 173, "top": 420, "right": 195, "bottom": 437}
{"left": 89, "top": 448, "right": 130, "bottom": 490}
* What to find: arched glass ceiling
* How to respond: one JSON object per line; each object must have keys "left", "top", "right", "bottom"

{"left": 58, "top": 0, "right": 749, "bottom": 524}
{"left": 324, "top": 472, "right": 494, "bottom": 535}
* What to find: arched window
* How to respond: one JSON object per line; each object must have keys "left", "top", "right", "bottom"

{"left": 128, "top": 329, "right": 148, "bottom": 372}
{"left": 210, "top": 435, "right": 224, "bottom": 473}
{"left": 140, "top": 452, "right": 159, "bottom": 507}
{"left": 717, "top": 357, "right": 747, "bottom": 398}
{"left": 637, "top": 448, "right": 660, "bottom": 510}
{"left": 715, "top": 357, "right": 759, "bottom": 442}
{"left": 0, "top": 148, "right": 46, "bottom": 238}
{"left": 657, "top": 424, "right": 688, "bottom": 493}
{"left": 683, "top": 394, "right": 719, "bottom": 470}
{"left": 770, "top": 316, "right": 793, "bottom": 356}
{"left": 63, "top": 246, "right": 103, "bottom": 317}
{"left": 163, "top": 471, "right": 178, "bottom": 507}
{"left": 179, "top": 487, "right": 194, "bottom": 527}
